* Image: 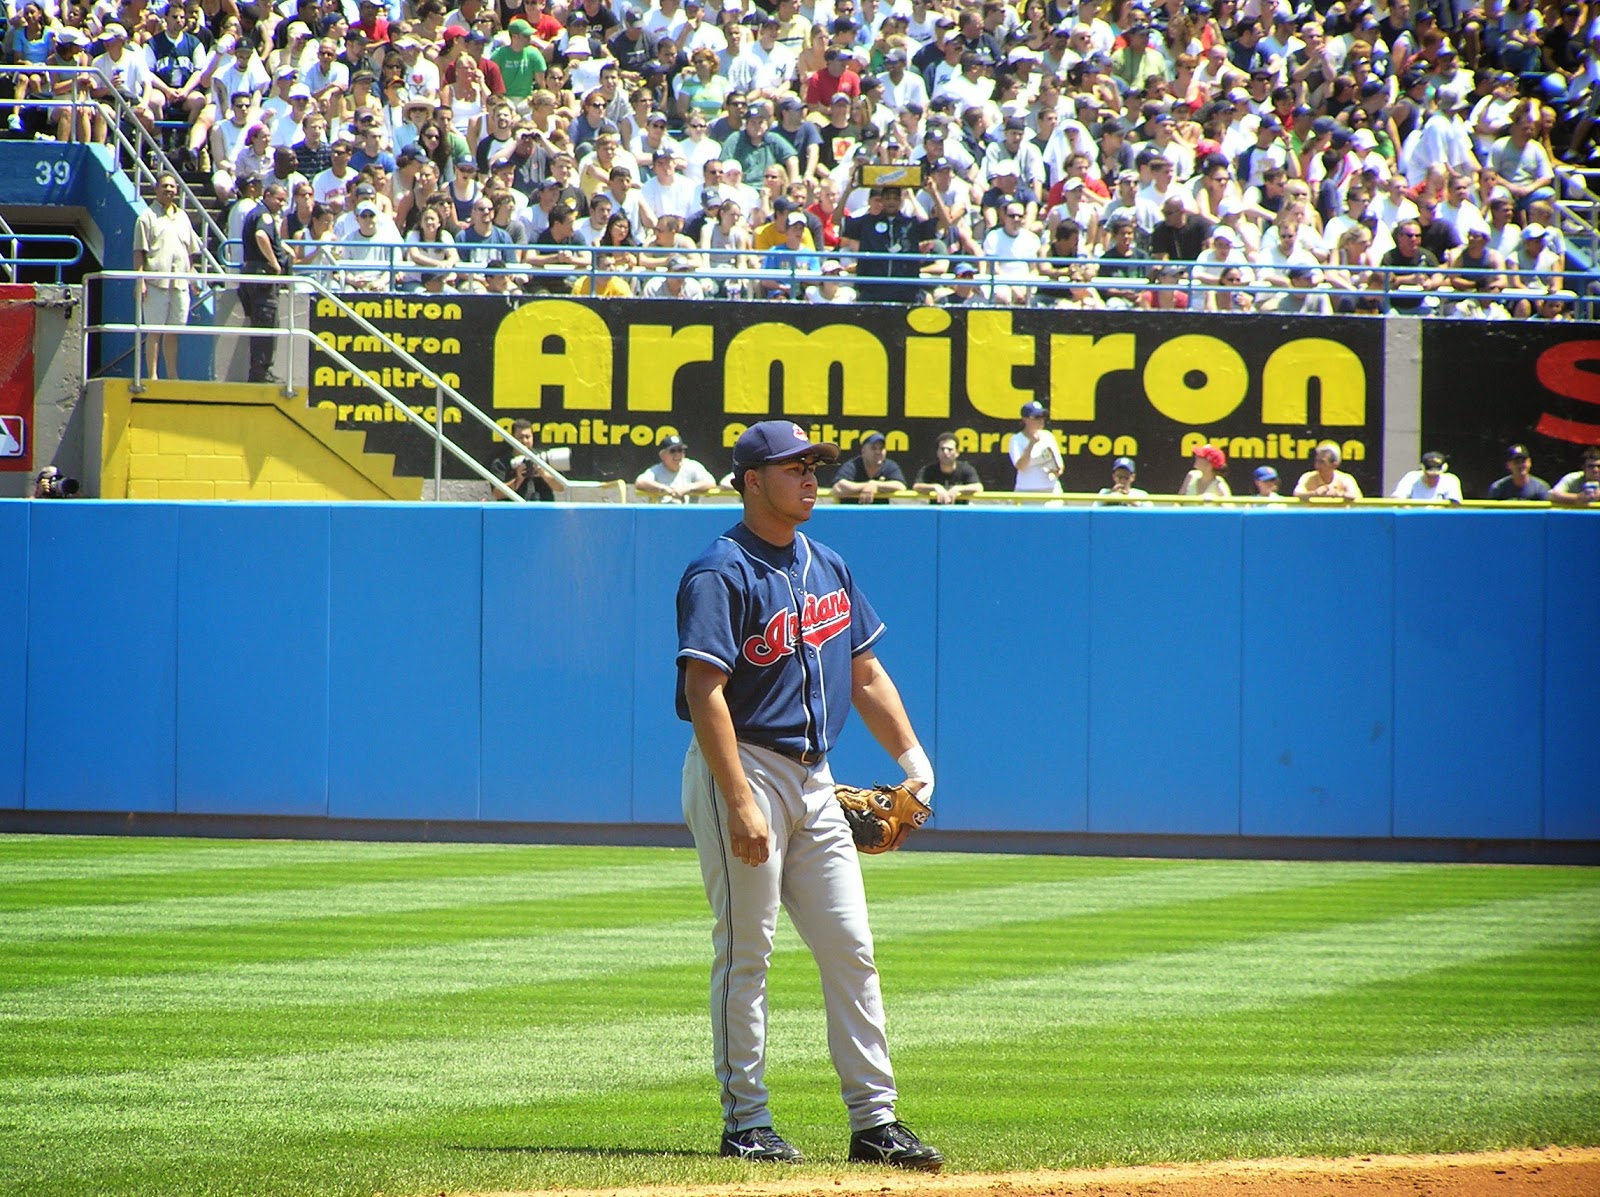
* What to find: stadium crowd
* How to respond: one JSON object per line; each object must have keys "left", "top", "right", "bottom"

{"left": 5, "top": 0, "right": 1599, "bottom": 313}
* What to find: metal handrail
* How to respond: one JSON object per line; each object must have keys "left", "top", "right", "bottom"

{"left": 0, "top": 229, "right": 85, "bottom": 283}
{"left": 0, "top": 64, "right": 228, "bottom": 273}
{"left": 82, "top": 267, "right": 552, "bottom": 501}
{"left": 239, "top": 234, "right": 1586, "bottom": 311}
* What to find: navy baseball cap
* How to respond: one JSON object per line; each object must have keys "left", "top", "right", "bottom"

{"left": 862, "top": 432, "right": 887, "bottom": 445}
{"left": 1112, "top": 456, "right": 1136, "bottom": 473}
{"left": 660, "top": 434, "right": 687, "bottom": 450}
{"left": 1253, "top": 466, "right": 1279, "bottom": 482}
{"left": 1021, "top": 400, "right": 1047, "bottom": 418}
{"left": 732, "top": 421, "right": 841, "bottom": 471}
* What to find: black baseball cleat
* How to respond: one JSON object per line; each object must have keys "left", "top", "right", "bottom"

{"left": 719, "top": 1126, "right": 804, "bottom": 1163}
{"left": 848, "top": 1121, "right": 944, "bottom": 1172}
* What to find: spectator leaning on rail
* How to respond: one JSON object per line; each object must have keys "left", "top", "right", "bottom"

{"left": 1391, "top": 451, "right": 1464, "bottom": 503}
{"left": 635, "top": 434, "right": 717, "bottom": 503}
{"left": 1294, "top": 442, "right": 1364, "bottom": 502}
{"left": 1486, "top": 443, "right": 1552, "bottom": 501}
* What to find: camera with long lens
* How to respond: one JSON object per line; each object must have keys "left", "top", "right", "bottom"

{"left": 34, "top": 467, "right": 80, "bottom": 499}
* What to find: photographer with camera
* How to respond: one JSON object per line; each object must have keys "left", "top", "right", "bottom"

{"left": 490, "top": 419, "right": 567, "bottom": 502}
{"left": 33, "top": 467, "right": 80, "bottom": 499}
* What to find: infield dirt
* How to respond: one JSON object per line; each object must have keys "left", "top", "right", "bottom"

{"left": 478, "top": 1147, "right": 1600, "bottom": 1197}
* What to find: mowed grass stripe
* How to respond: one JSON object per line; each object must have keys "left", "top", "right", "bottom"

{"left": 3, "top": 887, "right": 1591, "bottom": 1143}
{"left": 0, "top": 858, "right": 705, "bottom": 944}
{"left": 0, "top": 860, "right": 1439, "bottom": 1019}
{"left": 0, "top": 836, "right": 527, "bottom": 885}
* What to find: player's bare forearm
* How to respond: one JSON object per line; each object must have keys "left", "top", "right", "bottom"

{"left": 850, "top": 650, "right": 918, "bottom": 761}
{"left": 683, "top": 658, "right": 769, "bottom": 865}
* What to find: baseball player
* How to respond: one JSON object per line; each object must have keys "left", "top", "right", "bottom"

{"left": 675, "top": 420, "right": 943, "bottom": 1171}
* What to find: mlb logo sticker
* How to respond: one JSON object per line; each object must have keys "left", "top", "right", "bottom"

{"left": 0, "top": 416, "right": 23, "bottom": 458}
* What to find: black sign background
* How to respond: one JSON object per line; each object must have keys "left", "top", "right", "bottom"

{"left": 309, "top": 298, "right": 1388, "bottom": 496}
{"left": 1420, "top": 322, "right": 1600, "bottom": 498}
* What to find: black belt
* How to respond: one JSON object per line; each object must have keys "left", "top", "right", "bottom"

{"left": 754, "top": 742, "right": 825, "bottom": 766}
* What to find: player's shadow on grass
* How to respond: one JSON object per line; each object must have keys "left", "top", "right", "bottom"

{"left": 447, "top": 1144, "right": 711, "bottom": 1159}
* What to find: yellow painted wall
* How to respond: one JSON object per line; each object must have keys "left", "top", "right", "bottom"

{"left": 98, "top": 381, "right": 423, "bottom": 501}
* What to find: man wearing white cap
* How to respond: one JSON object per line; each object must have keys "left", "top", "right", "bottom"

{"left": 91, "top": 23, "right": 159, "bottom": 133}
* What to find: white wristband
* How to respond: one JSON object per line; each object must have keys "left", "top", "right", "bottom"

{"left": 897, "top": 746, "right": 934, "bottom": 807}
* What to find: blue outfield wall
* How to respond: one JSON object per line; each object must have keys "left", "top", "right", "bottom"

{"left": 1, "top": 500, "right": 1595, "bottom": 845}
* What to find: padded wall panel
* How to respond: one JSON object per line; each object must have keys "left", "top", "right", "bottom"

{"left": 1087, "top": 511, "right": 1244, "bottom": 834}
{"left": 629, "top": 507, "right": 734, "bottom": 824}
{"left": 0, "top": 503, "right": 28, "bottom": 808}
{"left": 802, "top": 508, "right": 941, "bottom": 796}
{"left": 934, "top": 509, "right": 1091, "bottom": 830}
{"left": 327, "top": 505, "right": 481, "bottom": 820}
{"left": 482, "top": 505, "right": 636, "bottom": 823}
{"left": 1542, "top": 514, "right": 1600, "bottom": 839}
{"left": 176, "top": 505, "right": 331, "bottom": 815}
{"left": 26, "top": 502, "right": 179, "bottom": 811}
{"left": 1240, "top": 512, "right": 1395, "bottom": 836}
{"left": 1392, "top": 511, "right": 1543, "bottom": 839}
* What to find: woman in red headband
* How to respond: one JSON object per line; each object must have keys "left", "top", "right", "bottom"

{"left": 1179, "top": 443, "right": 1231, "bottom": 500}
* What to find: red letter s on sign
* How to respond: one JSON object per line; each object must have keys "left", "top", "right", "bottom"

{"left": 1535, "top": 341, "right": 1600, "bottom": 444}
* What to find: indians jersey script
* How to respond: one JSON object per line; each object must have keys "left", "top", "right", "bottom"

{"left": 676, "top": 523, "right": 884, "bottom": 759}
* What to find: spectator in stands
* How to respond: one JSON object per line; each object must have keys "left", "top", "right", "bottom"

{"left": 1549, "top": 446, "right": 1600, "bottom": 507}
{"left": 144, "top": 3, "right": 208, "bottom": 156}
{"left": 456, "top": 194, "right": 515, "bottom": 292}
{"left": 490, "top": 418, "right": 565, "bottom": 501}
{"left": 1486, "top": 444, "right": 1551, "bottom": 501}
{"left": 132, "top": 173, "right": 201, "bottom": 382}
{"left": 805, "top": 256, "right": 858, "bottom": 302}
{"left": 635, "top": 434, "right": 716, "bottom": 502}
{"left": 1009, "top": 400, "right": 1065, "bottom": 497}
{"left": 831, "top": 431, "right": 908, "bottom": 504}
{"left": 239, "top": 180, "right": 291, "bottom": 384}
{"left": 1392, "top": 451, "right": 1465, "bottom": 503}
{"left": 1095, "top": 456, "right": 1151, "bottom": 506}
{"left": 46, "top": 30, "right": 108, "bottom": 144}
{"left": 1252, "top": 466, "right": 1285, "bottom": 500}
{"left": 641, "top": 253, "right": 709, "bottom": 297}
{"left": 980, "top": 196, "right": 1041, "bottom": 304}
{"left": 1381, "top": 219, "right": 1446, "bottom": 314}
{"left": 838, "top": 183, "right": 938, "bottom": 302}
{"left": 402, "top": 203, "right": 459, "bottom": 291}
{"left": 912, "top": 431, "right": 983, "bottom": 505}
{"left": 1179, "top": 444, "right": 1231, "bottom": 499}
{"left": 1506, "top": 223, "right": 1563, "bottom": 317}
{"left": 526, "top": 202, "right": 588, "bottom": 290}
{"left": 1294, "top": 442, "right": 1364, "bottom": 501}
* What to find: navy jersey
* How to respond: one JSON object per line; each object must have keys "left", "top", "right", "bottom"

{"left": 676, "top": 523, "right": 884, "bottom": 759}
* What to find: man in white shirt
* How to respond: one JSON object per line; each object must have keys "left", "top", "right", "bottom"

{"left": 1008, "top": 400, "right": 1064, "bottom": 495}
{"left": 635, "top": 435, "right": 717, "bottom": 502}
{"left": 728, "top": 15, "right": 798, "bottom": 95}
{"left": 1391, "top": 451, "right": 1464, "bottom": 503}
{"left": 981, "top": 198, "right": 1041, "bottom": 305}
{"left": 92, "top": 23, "right": 159, "bottom": 133}
{"left": 641, "top": 149, "right": 700, "bottom": 219}
{"left": 878, "top": 48, "right": 928, "bottom": 111}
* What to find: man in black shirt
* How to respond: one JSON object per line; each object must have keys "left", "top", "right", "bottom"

{"left": 913, "top": 431, "right": 983, "bottom": 504}
{"left": 491, "top": 419, "right": 566, "bottom": 501}
{"left": 239, "top": 182, "right": 291, "bottom": 383}
{"left": 1149, "top": 195, "right": 1213, "bottom": 261}
{"left": 1380, "top": 219, "right": 1444, "bottom": 314}
{"left": 838, "top": 185, "right": 938, "bottom": 303}
{"left": 831, "top": 432, "right": 908, "bottom": 503}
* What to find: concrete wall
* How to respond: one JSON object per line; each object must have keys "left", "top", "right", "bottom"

{"left": 2, "top": 501, "right": 1593, "bottom": 848}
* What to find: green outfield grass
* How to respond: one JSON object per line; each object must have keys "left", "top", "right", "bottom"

{"left": 1, "top": 836, "right": 1596, "bottom": 1197}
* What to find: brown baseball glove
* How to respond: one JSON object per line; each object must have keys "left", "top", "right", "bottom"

{"left": 834, "top": 782, "right": 932, "bottom": 854}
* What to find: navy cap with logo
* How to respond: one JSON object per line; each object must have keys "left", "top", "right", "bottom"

{"left": 1421, "top": 451, "right": 1447, "bottom": 471}
{"left": 732, "top": 421, "right": 841, "bottom": 473}
{"left": 1021, "top": 400, "right": 1047, "bottom": 419}
{"left": 1253, "top": 466, "right": 1279, "bottom": 482}
{"left": 1506, "top": 443, "right": 1530, "bottom": 460}
{"left": 1112, "top": 456, "right": 1136, "bottom": 473}
{"left": 660, "top": 434, "right": 687, "bottom": 450}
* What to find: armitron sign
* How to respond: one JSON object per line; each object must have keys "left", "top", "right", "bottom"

{"left": 310, "top": 297, "right": 1383, "bottom": 494}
